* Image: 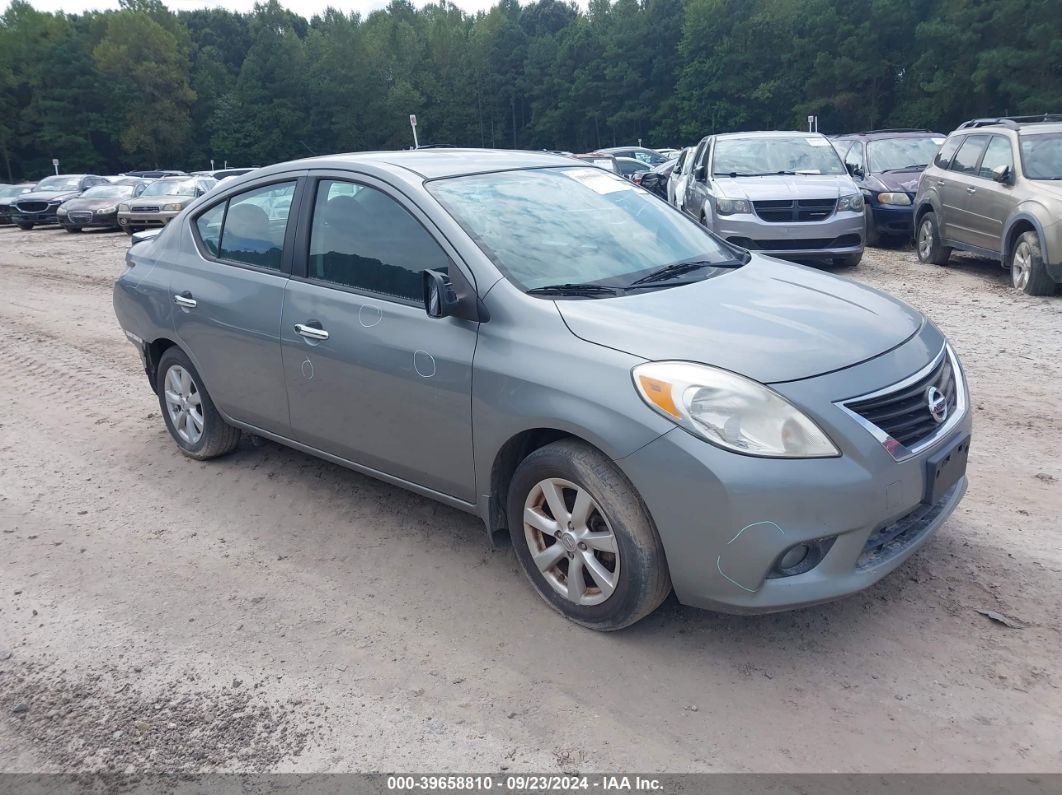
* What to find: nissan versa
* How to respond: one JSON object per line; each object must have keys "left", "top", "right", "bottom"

{"left": 113, "top": 150, "right": 971, "bottom": 630}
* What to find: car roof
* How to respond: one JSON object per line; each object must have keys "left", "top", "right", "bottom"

{"left": 834, "top": 129, "right": 942, "bottom": 140}
{"left": 253, "top": 148, "right": 578, "bottom": 180}
{"left": 712, "top": 131, "right": 826, "bottom": 141}
{"left": 956, "top": 115, "right": 1062, "bottom": 132}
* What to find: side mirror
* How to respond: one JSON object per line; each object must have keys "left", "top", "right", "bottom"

{"left": 846, "top": 163, "right": 864, "bottom": 179}
{"left": 695, "top": 165, "right": 706, "bottom": 182}
{"left": 992, "top": 165, "right": 1012, "bottom": 184}
{"left": 423, "top": 270, "right": 460, "bottom": 319}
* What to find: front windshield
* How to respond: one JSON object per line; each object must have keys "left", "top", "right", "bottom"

{"left": 1020, "top": 133, "right": 1062, "bottom": 180}
{"left": 713, "top": 137, "right": 846, "bottom": 176}
{"left": 0, "top": 185, "right": 27, "bottom": 198}
{"left": 34, "top": 176, "right": 82, "bottom": 191}
{"left": 868, "top": 137, "right": 944, "bottom": 172}
{"left": 428, "top": 167, "right": 737, "bottom": 291}
{"left": 81, "top": 185, "right": 134, "bottom": 199}
{"left": 141, "top": 179, "right": 197, "bottom": 197}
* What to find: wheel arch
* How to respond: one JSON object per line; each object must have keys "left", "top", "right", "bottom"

{"left": 144, "top": 337, "right": 179, "bottom": 394}
{"left": 1002, "top": 212, "right": 1048, "bottom": 265}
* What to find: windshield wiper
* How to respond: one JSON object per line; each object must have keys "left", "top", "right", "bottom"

{"left": 714, "top": 171, "right": 776, "bottom": 178}
{"left": 628, "top": 258, "right": 742, "bottom": 287}
{"left": 526, "top": 283, "right": 620, "bottom": 298}
{"left": 882, "top": 164, "right": 928, "bottom": 173}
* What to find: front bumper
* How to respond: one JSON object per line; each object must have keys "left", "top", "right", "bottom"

{"left": 118, "top": 210, "right": 179, "bottom": 229}
{"left": 61, "top": 211, "right": 120, "bottom": 229}
{"left": 11, "top": 208, "right": 60, "bottom": 225}
{"left": 616, "top": 331, "right": 971, "bottom": 613}
{"left": 713, "top": 210, "right": 865, "bottom": 260}
{"left": 869, "top": 201, "right": 915, "bottom": 237}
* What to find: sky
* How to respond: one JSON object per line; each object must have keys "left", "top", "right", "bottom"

{"left": 8, "top": 0, "right": 512, "bottom": 18}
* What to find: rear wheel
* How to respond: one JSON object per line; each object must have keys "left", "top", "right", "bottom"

{"left": 156, "top": 347, "right": 241, "bottom": 460}
{"left": 916, "top": 212, "right": 950, "bottom": 266}
{"left": 1010, "top": 230, "right": 1055, "bottom": 296}
{"left": 507, "top": 440, "right": 671, "bottom": 631}
{"left": 17, "top": 223, "right": 33, "bottom": 231}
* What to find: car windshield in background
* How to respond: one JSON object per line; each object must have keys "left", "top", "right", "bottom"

{"left": 34, "top": 176, "right": 82, "bottom": 191}
{"left": 0, "top": 185, "right": 27, "bottom": 198}
{"left": 81, "top": 185, "right": 134, "bottom": 199}
{"left": 713, "top": 137, "right": 846, "bottom": 176}
{"left": 428, "top": 167, "right": 738, "bottom": 292}
{"left": 868, "top": 137, "right": 944, "bottom": 172}
{"left": 1020, "top": 133, "right": 1062, "bottom": 180}
{"left": 141, "top": 179, "right": 198, "bottom": 197}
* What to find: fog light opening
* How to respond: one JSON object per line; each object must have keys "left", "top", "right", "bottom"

{"left": 768, "top": 537, "right": 836, "bottom": 579}
{"left": 779, "top": 544, "right": 809, "bottom": 570}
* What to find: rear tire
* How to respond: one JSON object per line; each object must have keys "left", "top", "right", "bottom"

{"left": 916, "top": 212, "right": 950, "bottom": 266}
{"left": 156, "top": 347, "right": 241, "bottom": 460}
{"left": 507, "top": 440, "right": 671, "bottom": 631}
{"left": 17, "top": 223, "right": 33, "bottom": 231}
{"left": 1010, "top": 230, "right": 1055, "bottom": 296}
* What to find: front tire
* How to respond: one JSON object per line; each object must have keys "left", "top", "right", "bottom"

{"left": 65, "top": 226, "right": 82, "bottom": 233}
{"left": 864, "top": 213, "right": 881, "bottom": 247}
{"left": 833, "top": 252, "right": 862, "bottom": 268}
{"left": 17, "top": 223, "right": 33, "bottom": 230}
{"left": 1010, "top": 231, "right": 1055, "bottom": 296}
{"left": 156, "top": 347, "right": 241, "bottom": 460}
{"left": 507, "top": 440, "right": 671, "bottom": 631}
{"left": 916, "top": 212, "right": 950, "bottom": 266}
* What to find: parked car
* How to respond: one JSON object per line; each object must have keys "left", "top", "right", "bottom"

{"left": 192, "top": 168, "right": 258, "bottom": 180}
{"left": 614, "top": 156, "right": 649, "bottom": 182}
{"left": 106, "top": 176, "right": 152, "bottom": 196}
{"left": 118, "top": 175, "right": 217, "bottom": 234}
{"left": 914, "top": 115, "right": 1062, "bottom": 295}
{"left": 571, "top": 153, "right": 620, "bottom": 175}
{"left": 11, "top": 174, "right": 110, "bottom": 229}
{"left": 655, "top": 148, "right": 681, "bottom": 160}
{"left": 595, "top": 146, "right": 669, "bottom": 168}
{"left": 637, "top": 158, "right": 678, "bottom": 200}
{"left": 667, "top": 147, "right": 695, "bottom": 210}
{"left": 682, "top": 131, "right": 865, "bottom": 266}
{"left": 0, "top": 183, "right": 36, "bottom": 224}
{"left": 58, "top": 183, "right": 140, "bottom": 232}
{"left": 113, "top": 149, "right": 970, "bottom": 630}
{"left": 123, "top": 170, "right": 186, "bottom": 179}
{"left": 832, "top": 129, "right": 946, "bottom": 245}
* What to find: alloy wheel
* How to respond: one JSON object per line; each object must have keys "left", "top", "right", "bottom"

{"left": 1012, "top": 241, "right": 1032, "bottom": 289}
{"left": 917, "top": 219, "right": 933, "bottom": 260}
{"left": 523, "top": 478, "right": 620, "bottom": 606}
{"left": 164, "top": 365, "right": 205, "bottom": 445}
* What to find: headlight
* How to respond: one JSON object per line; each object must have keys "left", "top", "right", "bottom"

{"left": 716, "top": 197, "right": 752, "bottom": 215}
{"left": 632, "top": 361, "right": 839, "bottom": 458}
{"left": 162, "top": 202, "right": 183, "bottom": 212}
{"left": 118, "top": 203, "right": 130, "bottom": 213}
{"left": 837, "top": 193, "right": 864, "bottom": 212}
{"left": 877, "top": 192, "right": 911, "bottom": 206}
{"left": 57, "top": 206, "right": 68, "bottom": 215}
{"left": 97, "top": 205, "right": 118, "bottom": 214}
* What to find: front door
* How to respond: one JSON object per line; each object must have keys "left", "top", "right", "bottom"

{"left": 280, "top": 174, "right": 479, "bottom": 502}
{"left": 965, "top": 134, "right": 1018, "bottom": 253}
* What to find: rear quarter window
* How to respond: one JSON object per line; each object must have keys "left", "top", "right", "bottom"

{"left": 934, "top": 136, "right": 962, "bottom": 169}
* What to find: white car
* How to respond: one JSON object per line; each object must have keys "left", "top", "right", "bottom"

{"left": 668, "top": 147, "right": 695, "bottom": 211}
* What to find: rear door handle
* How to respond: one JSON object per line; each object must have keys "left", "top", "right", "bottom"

{"left": 173, "top": 292, "right": 197, "bottom": 309}
{"left": 294, "top": 323, "right": 329, "bottom": 341}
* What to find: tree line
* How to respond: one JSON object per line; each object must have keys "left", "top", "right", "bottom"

{"left": 0, "top": 0, "right": 1058, "bottom": 181}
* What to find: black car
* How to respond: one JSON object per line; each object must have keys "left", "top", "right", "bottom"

{"left": 0, "top": 183, "right": 36, "bottom": 224}
{"left": 11, "top": 174, "right": 110, "bottom": 229}
{"left": 832, "top": 129, "right": 946, "bottom": 245}
{"left": 58, "top": 183, "right": 140, "bottom": 232}
{"left": 595, "top": 146, "right": 670, "bottom": 168}
{"left": 635, "top": 158, "right": 678, "bottom": 200}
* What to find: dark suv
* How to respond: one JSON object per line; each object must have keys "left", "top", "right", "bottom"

{"left": 913, "top": 115, "right": 1062, "bottom": 295}
{"left": 832, "top": 129, "right": 946, "bottom": 245}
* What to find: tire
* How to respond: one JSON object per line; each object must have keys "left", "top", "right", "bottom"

{"left": 65, "top": 226, "right": 81, "bottom": 233}
{"left": 18, "top": 223, "right": 33, "bottom": 231}
{"left": 833, "top": 252, "right": 862, "bottom": 268}
{"left": 155, "top": 347, "right": 241, "bottom": 460}
{"left": 507, "top": 440, "right": 671, "bottom": 631}
{"left": 915, "top": 212, "right": 950, "bottom": 266}
{"left": 864, "top": 213, "right": 881, "bottom": 247}
{"left": 124, "top": 226, "right": 136, "bottom": 236}
{"left": 1010, "top": 230, "right": 1056, "bottom": 296}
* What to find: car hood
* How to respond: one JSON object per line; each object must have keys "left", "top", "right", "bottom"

{"left": 556, "top": 255, "right": 924, "bottom": 383}
{"left": 127, "top": 194, "right": 192, "bottom": 207}
{"left": 713, "top": 174, "right": 858, "bottom": 201}
{"left": 867, "top": 170, "right": 923, "bottom": 193}
{"left": 16, "top": 190, "right": 80, "bottom": 203}
{"left": 63, "top": 197, "right": 123, "bottom": 210}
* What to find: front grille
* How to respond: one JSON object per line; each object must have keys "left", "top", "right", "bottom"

{"left": 17, "top": 201, "right": 48, "bottom": 213}
{"left": 856, "top": 482, "right": 958, "bottom": 569}
{"left": 846, "top": 351, "right": 958, "bottom": 449}
{"left": 753, "top": 198, "right": 837, "bottom": 222}
{"left": 733, "top": 234, "right": 860, "bottom": 251}
{"left": 133, "top": 206, "right": 160, "bottom": 213}
{"left": 68, "top": 211, "right": 93, "bottom": 224}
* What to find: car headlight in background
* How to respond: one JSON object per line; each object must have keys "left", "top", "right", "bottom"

{"left": 716, "top": 198, "right": 752, "bottom": 215}
{"left": 118, "top": 203, "right": 130, "bottom": 213}
{"left": 97, "top": 205, "right": 118, "bottom": 214}
{"left": 837, "top": 193, "right": 864, "bottom": 212}
{"left": 57, "top": 206, "right": 67, "bottom": 215}
{"left": 877, "top": 192, "right": 912, "bottom": 206}
{"left": 633, "top": 361, "right": 839, "bottom": 458}
{"left": 162, "top": 202, "right": 183, "bottom": 212}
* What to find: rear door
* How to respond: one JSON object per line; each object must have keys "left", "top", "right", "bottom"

{"left": 965, "top": 134, "right": 1018, "bottom": 253}
{"left": 171, "top": 174, "right": 304, "bottom": 435}
{"left": 684, "top": 139, "right": 710, "bottom": 219}
{"left": 280, "top": 173, "right": 478, "bottom": 502}
{"left": 938, "top": 134, "right": 989, "bottom": 244}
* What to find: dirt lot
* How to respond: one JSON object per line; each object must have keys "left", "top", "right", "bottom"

{"left": 1, "top": 225, "right": 1060, "bottom": 774}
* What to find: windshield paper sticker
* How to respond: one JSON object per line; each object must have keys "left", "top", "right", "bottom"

{"left": 563, "top": 168, "right": 632, "bottom": 194}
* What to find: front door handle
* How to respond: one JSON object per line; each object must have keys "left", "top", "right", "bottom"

{"left": 173, "top": 292, "right": 197, "bottom": 309}
{"left": 966, "top": 186, "right": 977, "bottom": 194}
{"left": 294, "top": 323, "right": 329, "bottom": 341}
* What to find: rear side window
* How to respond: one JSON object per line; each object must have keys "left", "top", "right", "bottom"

{"left": 307, "top": 179, "right": 451, "bottom": 302}
{"left": 978, "top": 136, "right": 1014, "bottom": 179}
{"left": 194, "top": 181, "right": 297, "bottom": 270}
{"left": 948, "top": 135, "right": 989, "bottom": 175}
{"left": 934, "top": 137, "right": 962, "bottom": 169}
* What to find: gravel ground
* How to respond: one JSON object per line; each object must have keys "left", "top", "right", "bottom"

{"left": 0, "top": 225, "right": 1060, "bottom": 773}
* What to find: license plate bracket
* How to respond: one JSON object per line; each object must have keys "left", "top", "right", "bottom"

{"left": 924, "top": 432, "right": 971, "bottom": 505}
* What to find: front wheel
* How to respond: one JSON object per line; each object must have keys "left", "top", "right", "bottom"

{"left": 124, "top": 226, "right": 136, "bottom": 236}
{"left": 1010, "top": 230, "right": 1055, "bottom": 296}
{"left": 833, "top": 252, "right": 862, "bottom": 268}
{"left": 65, "top": 226, "right": 82, "bottom": 233}
{"left": 156, "top": 347, "right": 241, "bottom": 460}
{"left": 916, "top": 212, "right": 950, "bottom": 266}
{"left": 507, "top": 440, "right": 671, "bottom": 631}
{"left": 17, "top": 223, "right": 33, "bottom": 231}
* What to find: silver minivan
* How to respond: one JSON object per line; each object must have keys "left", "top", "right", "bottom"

{"left": 683, "top": 131, "right": 866, "bottom": 266}
{"left": 113, "top": 149, "right": 969, "bottom": 630}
